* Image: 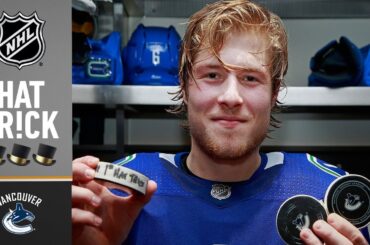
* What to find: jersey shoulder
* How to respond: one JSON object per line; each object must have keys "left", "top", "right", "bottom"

{"left": 262, "top": 152, "right": 347, "bottom": 200}
{"left": 277, "top": 152, "right": 347, "bottom": 178}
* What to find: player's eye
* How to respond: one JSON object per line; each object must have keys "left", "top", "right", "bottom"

{"left": 243, "top": 75, "right": 258, "bottom": 82}
{"left": 207, "top": 72, "right": 219, "bottom": 79}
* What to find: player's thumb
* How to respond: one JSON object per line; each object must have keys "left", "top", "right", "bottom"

{"left": 129, "top": 180, "right": 157, "bottom": 207}
{"left": 139, "top": 180, "right": 157, "bottom": 205}
{"left": 143, "top": 180, "right": 157, "bottom": 204}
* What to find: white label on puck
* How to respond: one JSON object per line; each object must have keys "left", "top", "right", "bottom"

{"left": 95, "top": 161, "right": 149, "bottom": 194}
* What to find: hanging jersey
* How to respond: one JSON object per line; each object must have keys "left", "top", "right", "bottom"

{"left": 108, "top": 152, "right": 369, "bottom": 245}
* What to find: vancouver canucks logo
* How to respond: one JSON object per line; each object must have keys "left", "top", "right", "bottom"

{"left": 0, "top": 12, "right": 45, "bottom": 69}
{"left": 292, "top": 213, "right": 310, "bottom": 231}
{"left": 2, "top": 203, "right": 35, "bottom": 235}
{"left": 344, "top": 193, "right": 363, "bottom": 211}
{"left": 210, "top": 184, "right": 231, "bottom": 200}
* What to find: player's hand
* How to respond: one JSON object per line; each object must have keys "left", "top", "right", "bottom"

{"left": 300, "top": 213, "right": 369, "bottom": 245}
{"left": 72, "top": 156, "right": 157, "bottom": 245}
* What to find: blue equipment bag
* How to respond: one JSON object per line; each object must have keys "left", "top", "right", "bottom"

{"left": 122, "top": 24, "right": 181, "bottom": 86}
{"left": 360, "top": 44, "right": 370, "bottom": 86}
{"left": 308, "top": 36, "right": 363, "bottom": 87}
{"left": 73, "top": 31, "right": 123, "bottom": 85}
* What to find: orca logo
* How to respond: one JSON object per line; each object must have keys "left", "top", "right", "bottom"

{"left": 2, "top": 202, "right": 35, "bottom": 235}
{"left": 344, "top": 193, "right": 363, "bottom": 211}
{"left": 292, "top": 213, "right": 310, "bottom": 231}
{"left": 0, "top": 12, "right": 45, "bottom": 69}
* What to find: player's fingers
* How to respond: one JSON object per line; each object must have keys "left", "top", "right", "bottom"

{"left": 73, "top": 161, "right": 96, "bottom": 184}
{"left": 72, "top": 185, "right": 101, "bottom": 207}
{"left": 72, "top": 155, "right": 100, "bottom": 168}
{"left": 327, "top": 213, "right": 368, "bottom": 245}
{"left": 300, "top": 228, "right": 323, "bottom": 245}
{"left": 72, "top": 207, "right": 102, "bottom": 227}
{"left": 311, "top": 220, "right": 352, "bottom": 245}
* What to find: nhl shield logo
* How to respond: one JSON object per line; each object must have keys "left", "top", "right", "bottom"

{"left": 0, "top": 12, "right": 45, "bottom": 69}
{"left": 210, "top": 183, "right": 231, "bottom": 200}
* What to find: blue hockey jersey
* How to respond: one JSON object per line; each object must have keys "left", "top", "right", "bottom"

{"left": 109, "top": 152, "right": 369, "bottom": 245}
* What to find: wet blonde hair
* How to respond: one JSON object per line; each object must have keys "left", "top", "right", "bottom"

{"left": 170, "top": 0, "right": 288, "bottom": 128}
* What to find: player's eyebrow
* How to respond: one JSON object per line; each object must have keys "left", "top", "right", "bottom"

{"left": 193, "top": 54, "right": 270, "bottom": 81}
{"left": 197, "top": 62, "right": 268, "bottom": 78}
{"left": 194, "top": 63, "right": 223, "bottom": 71}
{"left": 225, "top": 63, "right": 270, "bottom": 80}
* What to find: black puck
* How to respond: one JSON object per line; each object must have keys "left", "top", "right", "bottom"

{"left": 325, "top": 174, "right": 370, "bottom": 228}
{"left": 276, "top": 195, "right": 327, "bottom": 245}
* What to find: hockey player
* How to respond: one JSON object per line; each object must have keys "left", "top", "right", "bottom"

{"left": 72, "top": 1, "right": 370, "bottom": 244}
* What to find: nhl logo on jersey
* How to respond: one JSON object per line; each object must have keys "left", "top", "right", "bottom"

{"left": 0, "top": 12, "right": 45, "bottom": 69}
{"left": 210, "top": 183, "right": 231, "bottom": 200}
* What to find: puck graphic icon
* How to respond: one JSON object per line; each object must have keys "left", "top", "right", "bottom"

{"left": 325, "top": 174, "right": 370, "bottom": 228}
{"left": 276, "top": 195, "right": 327, "bottom": 245}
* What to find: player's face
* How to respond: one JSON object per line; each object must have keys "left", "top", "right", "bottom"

{"left": 186, "top": 31, "right": 276, "bottom": 160}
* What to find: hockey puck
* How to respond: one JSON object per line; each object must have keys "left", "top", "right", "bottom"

{"left": 325, "top": 174, "right": 370, "bottom": 228}
{"left": 94, "top": 161, "right": 149, "bottom": 194}
{"left": 276, "top": 195, "right": 327, "bottom": 245}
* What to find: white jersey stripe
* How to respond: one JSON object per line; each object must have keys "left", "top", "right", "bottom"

{"left": 159, "top": 153, "right": 177, "bottom": 167}
{"left": 264, "top": 152, "right": 284, "bottom": 170}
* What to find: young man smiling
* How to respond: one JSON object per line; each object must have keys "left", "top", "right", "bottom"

{"left": 72, "top": 1, "right": 370, "bottom": 244}
{"left": 184, "top": 30, "right": 274, "bottom": 182}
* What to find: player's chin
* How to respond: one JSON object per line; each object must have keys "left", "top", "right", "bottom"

{"left": 211, "top": 141, "right": 251, "bottom": 159}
